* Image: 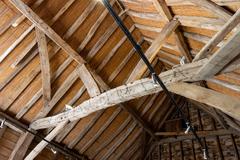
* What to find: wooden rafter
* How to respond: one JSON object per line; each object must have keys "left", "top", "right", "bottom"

{"left": 10, "top": 0, "right": 85, "bottom": 65}
{"left": 168, "top": 83, "right": 240, "bottom": 121}
{"left": 187, "top": 0, "right": 232, "bottom": 22}
{"left": 35, "top": 28, "right": 51, "bottom": 106}
{"left": 76, "top": 65, "right": 101, "bottom": 97}
{"left": 7, "top": 1, "right": 103, "bottom": 158}
{"left": 127, "top": 10, "right": 225, "bottom": 31}
{"left": 127, "top": 19, "right": 180, "bottom": 82}
{"left": 8, "top": 1, "right": 155, "bottom": 157}
{"left": 196, "top": 26, "right": 240, "bottom": 80}
{"left": 152, "top": 0, "right": 193, "bottom": 62}
{"left": 194, "top": 8, "right": 240, "bottom": 61}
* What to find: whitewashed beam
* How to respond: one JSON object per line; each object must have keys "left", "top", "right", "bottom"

{"left": 194, "top": 8, "right": 240, "bottom": 61}
{"left": 10, "top": 0, "right": 85, "bottom": 64}
{"left": 30, "top": 59, "right": 207, "bottom": 130}
{"left": 127, "top": 19, "right": 180, "bottom": 82}
{"left": 168, "top": 82, "right": 240, "bottom": 121}
{"left": 196, "top": 26, "right": 240, "bottom": 80}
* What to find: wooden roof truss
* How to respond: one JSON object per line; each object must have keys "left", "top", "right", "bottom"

{"left": 1, "top": 0, "right": 240, "bottom": 159}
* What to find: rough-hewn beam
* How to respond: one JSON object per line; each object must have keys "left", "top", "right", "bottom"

{"left": 24, "top": 121, "right": 68, "bottom": 160}
{"left": 187, "top": 0, "right": 232, "bottom": 21}
{"left": 11, "top": 0, "right": 45, "bottom": 27}
{"left": 76, "top": 65, "right": 101, "bottom": 97}
{"left": 168, "top": 82, "right": 240, "bottom": 121}
{"left": 152, "top": 0, "right": 172, "bottom": 21}
{"left": 127, "top": 19, "right": 180, "bottom": 82}
{"left": 30, "top": 59, "right": 207, "bottom": 130}
{"left": 194, "top": 8, "right": 240, "bottom": 61}
{"left": 196, "top": 26, "right": 240, "bottom": 79}
{"left": 10, "top": 0, "right": 85, "bottom": 64}
{"left": 128, "top": 10, "right": 225, "bottom": 31}
{"left": 153, "top": 0, "right": 192, "bottom": 62}
{"left": 35, "top": 28, "right": 51, "bottom": 106}
{"left": 90, "top": 69, "right": 157, "bottom": 139}
{"left": 10, "top": 0, "right": 103, "bottom": 100}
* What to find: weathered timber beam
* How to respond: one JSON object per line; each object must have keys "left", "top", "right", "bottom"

{"left": 187, "top": 0, "right": 232, "bottom": 21}
{"left": 196, "top": 26, "right": 240, "bottom": 80}
{"left": 35, "top": 28, "right": 51, "bottom": 106}
{"left": 90, "top": 69, "right": 157, "bottom": 139}
{"left": 221, "top": 56, "right": 240, "bottom": 73}
{"left": 194, "top": 8, "right": 240, "bottom": 61}
{"left": 121, "top": 0, "right": 240, "bottom": 7}
{"left": 10, "top": 0, "right": 103, "bottom": 100}
{"left": 30, "top": 59, "right": 207, "bottom": 130}
{"left": 11, "top": 0, "right": 46, "bottom": 27}
{"left": 76, "top": 65, "right": 101, "bottom": 97}
{"left": 168, "top": 82, "right": 240, "bottom": 121}
{"left": 10, "top": 0, "right": 85, "bottom": 64}
{"left": 153, "top": 0, "right": 192, "bottom": 62}
{"left": 24, "top": 121, "right": 68, "bottom": 160}
{"left": 127, "top": 19, "right": 180, "bottom": 82}
{"left": 55, "top": 16, "right": 129, "bottom": 145}
{"left": 0, "top": 0, "right": 75, "bottom": 91}
{"left": 152, "top": 0, "right": 172, "bottom": 21}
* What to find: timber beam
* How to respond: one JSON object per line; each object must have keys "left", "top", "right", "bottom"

{"left": 127, "top": 19, "right": 180, "bottom": 82}
{"left": 194, "top": 8, "right": 240, "bottom": 62}
{"left": 195, "top": 25, "right": 240, "bottom": 80}
{"left": 153, "top": 0, "right": 193, "bottom": 62}
{"left": 168, "top": 83, "right": 240, "bottom": 121}
{"left": 187, "top": 0, "right": 232, "bottom": 21}
{"left": 30, "top": 59, "right": 207, "bottom": 130}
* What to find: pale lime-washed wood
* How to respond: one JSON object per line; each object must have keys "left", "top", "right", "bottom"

{"left": 30, "top": 59, "right": 207, "bottom": 130}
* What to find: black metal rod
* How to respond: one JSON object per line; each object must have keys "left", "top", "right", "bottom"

{"left": 102, "top": 0, "right": 208, "bottom": 157}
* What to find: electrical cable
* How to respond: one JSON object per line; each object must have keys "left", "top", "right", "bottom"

{"left": 102, "top": 0, "right": 208, "bottom": 159}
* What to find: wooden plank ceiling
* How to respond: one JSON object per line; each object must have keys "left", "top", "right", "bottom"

{"left": 0, "top": 0, "right": 240, "bottom": 159}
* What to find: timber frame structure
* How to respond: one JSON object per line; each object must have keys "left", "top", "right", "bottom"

{"left": 0, "top": 0, "right": 240, "bottom": 159}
